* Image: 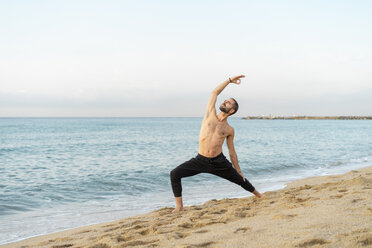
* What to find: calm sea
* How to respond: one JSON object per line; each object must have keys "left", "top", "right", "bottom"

{"left": 1, "top": 117, "right": 372, "bottom": 244}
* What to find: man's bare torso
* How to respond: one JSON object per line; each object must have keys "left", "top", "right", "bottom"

{"left": 198, "top": 114, "right": 233, "bottom": 157}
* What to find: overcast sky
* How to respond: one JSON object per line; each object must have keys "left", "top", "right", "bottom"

{"left": 1, "top": 0, "right": 371, "bottom": 117}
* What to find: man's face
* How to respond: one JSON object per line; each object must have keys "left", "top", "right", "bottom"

{"left": 219, "top": 98, "right": 234, "bottom": 114}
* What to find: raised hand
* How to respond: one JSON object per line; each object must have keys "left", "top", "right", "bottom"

{"left": 229, "top": 75, "right": 245, "bottom": 85}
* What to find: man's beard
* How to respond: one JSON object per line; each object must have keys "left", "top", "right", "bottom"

{"left": 219, "top": 105, "right": 230, "bottom": 114}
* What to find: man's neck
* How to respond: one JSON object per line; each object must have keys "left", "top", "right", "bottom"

{"left": 217, "top": 112, "right": 229, "bottom": 122}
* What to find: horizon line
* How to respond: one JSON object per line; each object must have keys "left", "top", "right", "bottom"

{"left": 1, "top": 115, "right": 372, "bottom": 118}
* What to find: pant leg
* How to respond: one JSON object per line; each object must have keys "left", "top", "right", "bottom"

{"left": 210, "top": 160, "right": 255, "bottom": 193}
{"left": 170, "top": 157, "right": 204, "bottom": 197}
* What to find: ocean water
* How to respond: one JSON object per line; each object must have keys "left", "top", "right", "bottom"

{"left": 1, "top": 117, "right": 372, "bottom": 244}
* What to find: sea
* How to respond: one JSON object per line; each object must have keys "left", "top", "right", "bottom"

{"left": 1, "top": 117, "right": 372, "bottom": 244}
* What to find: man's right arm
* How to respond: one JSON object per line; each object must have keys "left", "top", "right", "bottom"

{"left": 205, "top": 75, "right": 245, "bottom": 117}
{"left": 205, "top": 79, "right": 229, "bottom": 117}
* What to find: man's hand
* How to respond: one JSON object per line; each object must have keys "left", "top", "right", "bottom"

{"left": 206, "top": 74, "right": 245, "bottom": 117}
{"left": 229, "top": 75, "right": 245, "bottom": 85}
{"left": 237, "top": 170, "right": 246, "bottom": 182}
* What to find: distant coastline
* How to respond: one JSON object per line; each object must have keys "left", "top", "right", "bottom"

{"left": 241, "top": 116, "right": 372, "bottom": 120}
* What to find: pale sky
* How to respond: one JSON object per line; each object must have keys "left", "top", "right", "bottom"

{"left": 1, "top": 0, "right": 371, "bottom": 117}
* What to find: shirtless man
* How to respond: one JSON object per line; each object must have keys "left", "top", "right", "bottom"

{"left": 170, "top": 75, "right": 262, "bottom": 212}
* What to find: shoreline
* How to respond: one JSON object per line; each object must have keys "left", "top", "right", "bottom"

{"left": 2, "top": 165, "right": 372, "bottom": 248}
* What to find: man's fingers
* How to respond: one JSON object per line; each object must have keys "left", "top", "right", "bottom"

{"left": 231, "top": 75, "right": 245, "bottom": 81}
{"left": 239, "top": 173, "right": 246, "bottom": 181}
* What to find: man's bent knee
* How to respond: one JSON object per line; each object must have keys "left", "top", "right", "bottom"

{"left": 170, "top": 169, "right": 178, "bottom": 181}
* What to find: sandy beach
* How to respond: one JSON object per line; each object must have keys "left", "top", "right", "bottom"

{"left": 2, "top": 166, "right": 372, "bottom": 248}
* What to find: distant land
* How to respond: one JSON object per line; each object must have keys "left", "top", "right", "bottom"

{"left": 241, "top": 116, "right": 372, "bottom": 120}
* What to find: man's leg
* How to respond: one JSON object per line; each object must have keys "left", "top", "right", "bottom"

{"left": 210, "top": 166, "right": 262, "bottom": 197}
{"left": 170, "top": 158, "right": 203, "bottom": 212}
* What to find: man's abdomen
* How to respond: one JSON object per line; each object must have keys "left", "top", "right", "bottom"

{"left": 198, "top": 138, "right": 224, "bottom": 158}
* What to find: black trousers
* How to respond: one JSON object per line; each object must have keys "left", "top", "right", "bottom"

{"left": 170, "top": 153, "right": 255, "bottom": 197}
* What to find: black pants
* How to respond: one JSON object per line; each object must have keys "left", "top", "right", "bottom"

{"left": 170, "top": 153, "right": 255, "bottom": 197}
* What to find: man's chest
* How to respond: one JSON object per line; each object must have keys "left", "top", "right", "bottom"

{"left": 201, "top": 120, "right": 230, "bottom": 137}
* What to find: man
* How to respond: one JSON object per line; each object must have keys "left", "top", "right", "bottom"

{"left": 170, "top": 75, "right": 262, "bottom": 212}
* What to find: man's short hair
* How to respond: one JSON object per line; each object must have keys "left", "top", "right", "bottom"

{"left": 230, "top": 98, "right": 239, "bottom": 115}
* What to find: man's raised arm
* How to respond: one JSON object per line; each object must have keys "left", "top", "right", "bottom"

{"left": 205, "top": 75, "right": 245, "bottom": 117}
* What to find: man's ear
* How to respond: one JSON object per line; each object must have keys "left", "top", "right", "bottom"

{"left": 229, "top": 109, "right": 235, "bottom": 115}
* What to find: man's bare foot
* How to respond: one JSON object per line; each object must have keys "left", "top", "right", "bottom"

{"left": 172, "top": 207, "right": 184, "bottom": 213}
{"left": 172, "top": 196, "right": 184, "bottom": 213}
{"left": 253, "top": 189, "right": 263, "bottom": 198}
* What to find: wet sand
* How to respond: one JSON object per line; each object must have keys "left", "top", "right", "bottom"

{"left": 2, "top": 166, "right": 372, "bottom": 248}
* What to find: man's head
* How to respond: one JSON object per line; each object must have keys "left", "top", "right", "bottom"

{"left": 219, "top": 98, "right": 239, "bottom": 116}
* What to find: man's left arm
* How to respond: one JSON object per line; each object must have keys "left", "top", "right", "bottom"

{"left": 226, "top": 129, "right": 246, "bottom": 181}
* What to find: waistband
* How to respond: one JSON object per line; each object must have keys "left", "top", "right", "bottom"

{"left": 196, "top": 152, "right": 224, "bottom": 161}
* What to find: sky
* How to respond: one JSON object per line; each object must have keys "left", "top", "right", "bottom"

{"left": 1, "top": 0, "right": 371, "bottom": 117}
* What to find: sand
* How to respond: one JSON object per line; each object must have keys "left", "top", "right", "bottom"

{"left": 2, "top": 166, "right": 372, "bottom": 248}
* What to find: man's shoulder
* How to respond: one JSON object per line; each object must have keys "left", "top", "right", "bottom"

{"left": 225, "top": 123, "right": 234, "bottom": 135}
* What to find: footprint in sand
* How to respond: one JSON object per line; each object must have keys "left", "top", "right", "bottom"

{"left": 233, "top": 211, "right": 247, "bottom": 218}
{"left": 76, "top": 230, "right": 91, "bottom": 234}
{"left": 272, "top": 214, "right": 297, "bottom": 220}
{"left": 137, "top": 225, "right": 158, "bottom": 236}
{"left": 138, "top": 228, "right": 151, "bottom": 235}
{"left": 128, "top": 224, "right": 148, "bottom": 231}
{"left": 358, "top": 235, "right": 372, "bottom": 246}
{"left": 194, "top": 220, "right": 220, "bottom": 228}
{"left": 189, "top": 211, "right": 205, "bottom": 221}
{"left": 170, "top": 232, "right": 191, "bottom": 240}
{"left": 233, "top": 227, "right": 251, "bottom": 233}
{"left": 131, "top": 220, "right": 149, "bottom": 225}
{"left": 51, "top": 244, "right": 74, "bottom": 248}
{"left": 210, "top": 209, "right": 227, "bottom": 214}
{"left": 183, "top": 241, "right": 216, "bottom": 248}
{"left": 42, "top": 240, "right": 74, "bottom": 247}
{"left": 88, "top": 244, "right": 110, "bottom": 248}
{"left": 154, "top": 207, "right": 174, "bottom": 216}
{"left": 295, "top": 197, "right": 311, "bottom": 203}
{"left": 104, "top": 226, "right": 120, "bottom": 232}
{"left": 189, "top": 206, "right": 203, "bottom": 210}
{"left": 229, "top": 207, "right": 252, "bottom": 219}
{"left": 117, "top": 234, "right": 135, "bottom": 242}
{"left": 178, "top": 222, "right": 194, "bottom": 229}
{"left": 330, "top": 194, "right": 344, "bottom": 199}
{"left": 302, "top": 185, "right": 313, "bottom": 190}
{"left": 120, "top": 220, "right": 149, "bottom": 230}
{"left": 155, "top": 227, "right": 173, "bottom": 234}
{"left": 193, "top": 229, "right": 209, "bottom": 234}
{"left": 297, "top": 238, "right": 329, "bottom": 247}
{"left": 122, "top": 239, "right": 160, "bottom": 247}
